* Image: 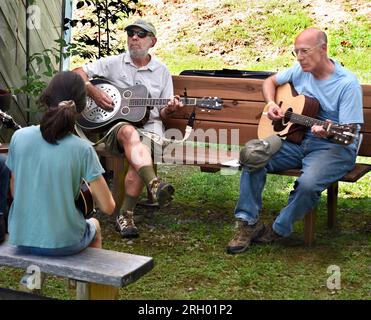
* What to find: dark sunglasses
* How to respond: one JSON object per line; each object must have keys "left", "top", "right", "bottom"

{"left": 127, "top": 30, "right": 149, "bottom": 38}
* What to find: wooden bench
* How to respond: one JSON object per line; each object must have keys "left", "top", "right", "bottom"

{"left": 0, "top": 239, "right": 153, "bottom": 299}
{"left": 97, "top": 75, "right": 370, "bottom": 246}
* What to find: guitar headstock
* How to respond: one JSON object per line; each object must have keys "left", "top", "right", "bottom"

{"left": 0, "top": 110, "right": 21, "bottom": 130}
{"left": 328, "top": 123, "right": 357, "bottom": 145}
{"left": 196, "top": 97, "right": 223, "bottom": 110}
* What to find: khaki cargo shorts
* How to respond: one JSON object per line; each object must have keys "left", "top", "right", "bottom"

{"left": 104, "top": 122, "right": 163, "bottom": 159}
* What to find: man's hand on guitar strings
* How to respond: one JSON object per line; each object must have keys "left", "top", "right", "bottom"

{"left": 91, "top": 88, "right": 114, "bottom": 111}
{"left": 267, "top": 102, "right": 284, "bottom": 121}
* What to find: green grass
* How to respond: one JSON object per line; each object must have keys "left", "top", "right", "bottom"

{"left": 260, "top": 1, "right": 313, "bottom": 47}
{"left": 156, "top": 47, "right": 227, "bottom": 75}
{"left": 328, "top": 19, "right": 371, "bottom": 82}
{"left": 1, "top": 159, "right": 369, "bottom": 300}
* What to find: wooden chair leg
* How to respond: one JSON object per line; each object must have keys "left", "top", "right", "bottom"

{"left": 304, "top": 208, "right": 316, "bottom": 246}
{"left": 327, "top": 181, "right": 338, "bottom": 229}
{"left": 104, "top": 156, "right": 128, "bottom": 216}
{"left": 76, "top": 281, "right": 119, "bottom": 300}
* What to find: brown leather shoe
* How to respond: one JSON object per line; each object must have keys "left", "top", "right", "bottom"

{"left": 254, "top": 224, "right": 283, "bottom": 243}
{"left": 226, "top": 219, "right": 265, "bottom": 254}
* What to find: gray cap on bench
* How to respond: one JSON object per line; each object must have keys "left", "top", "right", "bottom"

{"left": 239, "top": 135, "right": 282, "bottom": 171}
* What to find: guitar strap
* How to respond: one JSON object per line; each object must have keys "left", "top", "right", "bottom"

{"left": 139, "top": 110, "right": 196, "bottom": 147}
{"left": 74, "top": 123, "right": 123, "bottom": 146}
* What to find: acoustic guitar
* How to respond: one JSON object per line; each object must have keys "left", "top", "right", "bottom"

{"left": 75, "top": 179, "right": 95, "bottom": 218}
{"left": 76, "top": 79, "right": 223, "bottom": 131}
{"left": 257, "top": 83, "right": 357, "bottom": 145}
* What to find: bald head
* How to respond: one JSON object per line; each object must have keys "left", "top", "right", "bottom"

{"left": 293, "top": 28, "right": 333, "bottom": 78}
{"left": 296, "top": 28, "right": 327, "bottom": 45}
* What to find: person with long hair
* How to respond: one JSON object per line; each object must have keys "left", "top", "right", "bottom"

{"left": 5, "top": 71, "right": 115, "bottom": 255}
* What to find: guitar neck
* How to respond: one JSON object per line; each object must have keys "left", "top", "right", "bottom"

{"left": 289, "top": 112, "right": 326, "bottom": 128}
{"left": 128, "top": 98, "right": 198, "bottom": 107}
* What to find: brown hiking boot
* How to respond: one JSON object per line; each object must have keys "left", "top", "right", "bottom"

{"left": 115, "top": 211, "right": 139, "bottom": 238}
{"left": 148, "top": 178, "right": 175, "bottom": 208}
{"left": 254, "top": 224, "right": 283, "bottom": 244}
{"left": 226, "top": 219, "right": 265, "bottom": 254}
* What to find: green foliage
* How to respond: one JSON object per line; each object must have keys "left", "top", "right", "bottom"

{"left": 12, "top": 48, "right": 60, "bottom": 112}
{"left": 67, "top": 0, "right": 139, "bottom": 59}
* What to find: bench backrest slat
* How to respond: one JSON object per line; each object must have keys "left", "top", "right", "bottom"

{"left": 169, "top": 75, "right": 371, "bottom": 157}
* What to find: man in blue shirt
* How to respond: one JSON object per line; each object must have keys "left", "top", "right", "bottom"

{"left": 227, "top": 28, "right": 363, "bottom": 254}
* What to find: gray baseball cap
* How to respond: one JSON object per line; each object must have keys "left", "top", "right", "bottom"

{"left": 239, "top": 135, "right": 282, "bottom": 171}
{"left": 124, "top": 19, "right": 156, "bottom": 36}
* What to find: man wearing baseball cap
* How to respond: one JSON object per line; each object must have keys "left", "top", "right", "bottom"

{"left": 73, "top": 19, "right": 182, "bottom": 239}
{"left": 124, "top": 19, "right": 157, "bottom": 36}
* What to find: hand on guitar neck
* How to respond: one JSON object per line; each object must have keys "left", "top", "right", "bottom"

{"left": 311, "top": 120, "right": 334, "bottom": 139}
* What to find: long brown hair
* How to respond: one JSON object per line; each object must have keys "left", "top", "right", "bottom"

{"left": 39, "top": 71, "right": 86, "bottom": 144}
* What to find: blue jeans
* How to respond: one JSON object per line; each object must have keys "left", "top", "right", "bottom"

{"left": 0, "top": 155, "right": 10, "bottom": 215}
{"left": 235, "top": 135, "right": 358, "bottom": 237}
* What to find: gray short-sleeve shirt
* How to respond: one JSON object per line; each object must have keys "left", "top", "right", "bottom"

{"left": 83, "top": 52, "right": 174, "bottom": 136}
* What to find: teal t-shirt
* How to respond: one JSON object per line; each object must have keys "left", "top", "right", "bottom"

{"left": 6, "top": 126, "right": 104, "bottom": 249}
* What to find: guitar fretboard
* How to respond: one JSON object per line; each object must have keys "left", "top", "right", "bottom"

{"left": 128, "top": 98, "right": 197, "bottom": 107}
{"left": 287, "top": 111, "right": 326, "bottom": 128}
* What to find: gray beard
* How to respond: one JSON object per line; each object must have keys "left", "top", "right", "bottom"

{"left": 129, "top": 48, "right": 148, "bottom": 59}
